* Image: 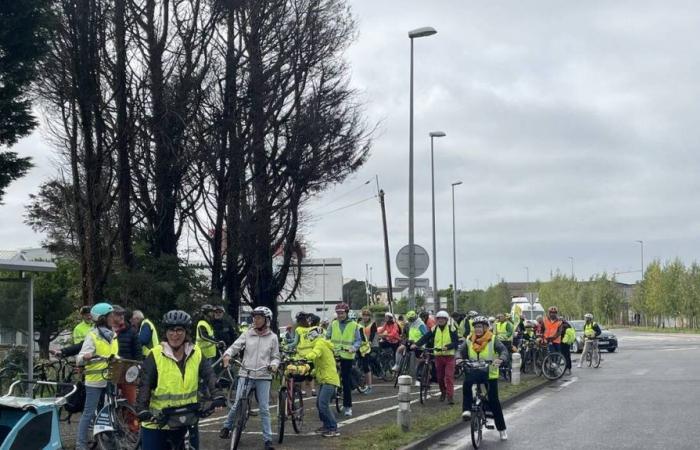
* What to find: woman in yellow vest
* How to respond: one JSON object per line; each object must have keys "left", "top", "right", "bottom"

{"left": 75, "top": 302, "right": 119, "bottom": 450}
{"left": 359, "top": 308, "right": 377, "bottom": 395}
{"left": 136, "top": 310, "right": 223, "bottom": 450}
{"left": 412, "top": 310, "right": 459, "bottom": 404}
{"left": 458, "top": 315, "right": 509, "bottom": 441}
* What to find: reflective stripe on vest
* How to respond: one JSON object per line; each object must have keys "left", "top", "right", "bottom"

{"left": 433, "top": 325, "right": 455, "bottom": 356}
{"left": 84, "top": 331, "right": 119, "bottom": 383}
{"left": 196, "top": 320, "right": 216, "bottom": 359}
{"left": 142, "top": 344, "right": 202, "bottom": 429}
{"left": 140, "top": 318, "right": 160, "bottom": 357}
{"left": 331, "top": 320, "right": 357, "bottom": 360}
{"left": 584, "top": 322, "right": 597, "bottom": 338}
{"left": 467, "top": 338, "right": 499, "bottom": 380}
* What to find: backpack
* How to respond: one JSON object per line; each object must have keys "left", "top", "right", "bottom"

{"left": 62, "top": 380, "right": 86, "bottom": 414}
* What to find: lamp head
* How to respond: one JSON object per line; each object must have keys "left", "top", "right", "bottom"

{"left": 409, "top": 27, "right": 437, "bottom": 39}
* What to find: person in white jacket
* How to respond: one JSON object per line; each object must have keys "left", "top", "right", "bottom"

{"left": 219, "top": 306, "right": 280, "bottom": 450}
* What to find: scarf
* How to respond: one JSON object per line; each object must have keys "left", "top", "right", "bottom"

{"left": 470, "top": 330, "right": 493, "bottom": 353}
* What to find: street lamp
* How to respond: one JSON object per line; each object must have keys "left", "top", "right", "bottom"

{"left": 407, "top": 26, "right": 437, "bottom": 311}
{"left": 429, "top": 131, "right": 446, "bottom": 310}
{"left": 636, "top": 240, "right": 644, "bottom": 280}
{"left": 451, "top": 181, "right": 462, "bottom": 312}
{"left": 568, "top": 256, "right": 575, "bottom": 279}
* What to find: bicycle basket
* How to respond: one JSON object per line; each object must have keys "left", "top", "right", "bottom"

{"left": 160, "top": 404, "right": 200, "bottom": 428}
{"left": 462, "top": 361, "right": 490, "bottom": 376}
{"left": 108, "top": 359, "right": 141, "bottom": 385}
{"left": 285, "top": 363, "right": 312, "bottom": 382}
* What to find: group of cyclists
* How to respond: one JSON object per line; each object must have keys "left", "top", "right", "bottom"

{"left": 39, "top": 299, "right": 606, "bottom": 449}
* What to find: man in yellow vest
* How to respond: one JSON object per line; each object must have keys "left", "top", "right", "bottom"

{"left": 196, "top": 304, "right": 222, "bottom": 361}
{"left": 577, "top": 313, "right": 602, "bottom": 369}
{"left": 459, "top": 315, "right": 509, "bottom": 441}
{"left": 75, "top": 302, "right": 119, "bottom": 450}
{"left": 327, "top": 303, "right": 361, "bottom": 417}
{"left": 412, "top": 310, "right": 458, "bottom": 404}
{"left": 132, "top": 309, "right": 160, "bottom": 358}
{"left": 72, "top": 306, "right": 93, "bottom": 344}
{"left": 494, "top": 313, "right": 514, "bottom": 352}
{"left": 136, "top": 310, "right": 224, "bottom": 449}
{"left": 392, "top": 310, "right": 428, "bottom": 372}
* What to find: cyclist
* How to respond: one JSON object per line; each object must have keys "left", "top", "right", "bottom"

{"left": 290, "top": 311, "right": 315, "bottom": 395}
{"left": 220, "top": 306, "right": 280, "bottom": 450}
{"left": 136, "top": 310, "right": 224, "bottom": 450}
{"left": 534, "top": 315, "right": 545, "bottom": 340}
{"left": 359, "top": 308, "right": 378, "bottom": 394}
{"left": 577, "top": 313, "right": 602, "bottom": 368}
{"left": 420, "top": 310, "right": 436, "bottom": 330}
{"left": 392, "top": 310, "right": 427, "bottom": 372}
{"left": 75, "top": 302, "right": 119, "bottom": 450}
{"left": 327, "top": 302, "right": 361, "bottom": 417}
{"left": 196, "top": 304, "right": 221, "bottom": 362}
{"left": 112, "top": 305, "right": 139, "bottom": 408}
{"left": 212, "top": 305, "right": 238, "bottom": 347}
{"left": 412, "top": 310, "right": 458, "bottom": 404}
{"left": 304, "top": 326, "right": 341, "bottom": 437}
{"left": 458, "top": 315, "right": 509, "bottom": 441}
{"left": 73, "top": 305, "right": 93, "bottom": 344}
{"left": 494, "top": 313, "right": 513, "bottom": 352}
{"left": 132, "top": 310, "right": 160, "bottom": 357}
{"left": 458, "top": 310, "right": 477, "bottom": 339}
{"left": 377, "top": 312, "right": 401, "bottom": 355}
{"left": 543, "top": 306, "right": 563, "bottom": 352}
{"left": 561, "top": 320, "right": 575, "bottom": 375}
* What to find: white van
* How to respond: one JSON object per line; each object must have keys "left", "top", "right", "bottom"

{"left": 510, "top": 296, "right": 545, "bottom": 321}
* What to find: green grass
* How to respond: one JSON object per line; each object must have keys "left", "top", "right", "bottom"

{"left": 618, "top": 326, "right": 700, "bottom": 335}
{"left": 339, "top": 376, "right": 547, "bottom": 450}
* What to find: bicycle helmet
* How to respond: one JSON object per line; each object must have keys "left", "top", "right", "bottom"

{"left": 524, "top": 320, "right": 536, "bottom": 328}
{"left": 163, "top": 310, "right": 192, "bottom": 328}
{"left": 112, "top": 304, "right": 126, "bottom": 315}
{"left": 435, "top": 310, "right": 450, "bottom": 320}
{"left": 295, "top": 311, "right": 308, "bottom": 321}
{"left": 214, "top": 305, "right": 225, "bottom": 312}
{"left": 201, "top": 304, "right": 215, "bottom": 313}
{"left": 468, "top": 310, "right": 478, "bottom": 318}
{"left": 308, "top": 314, "right": 320, "bottom": 326}
{"left": 548, "top": 306, "right": 558, "bottom": 314}
{"left": 406, "top": 310, "right": 417, "bottom": 320}
{"left": 90, "top": 303, "right": 113, "bottom": 321}
{"left": 80, "top": 305, "right": 91, "bottom": 315}
{"left": 335, "top": 302, "right": 350, "bottom": 313}
{"left": 252, "top": 306, "right": 273, "bottom": 320}
{"left": 348, "top": 311, "right": 358, "bottom": 320}
{"left": 472, "top": 316, "right": 490, "bottom": 326}
{"left": 584, "top": 313, "right": 593, "bottom": 320}
{"left": 307, "top": 326, "right": 324, "bottom": 342}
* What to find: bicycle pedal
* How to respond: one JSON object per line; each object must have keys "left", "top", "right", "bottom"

{"left": 485, "top": 425, "right": 495, "bottom": 430}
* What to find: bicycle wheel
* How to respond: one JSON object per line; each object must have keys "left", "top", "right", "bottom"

{"left": 230, "top": 399, "right": 248, "bottom": 450}
{"left": 95, "top": 403, "right": 140, "bottom": 450}
{"left": 334, "top": 388, "right": 342, "bottom": 414}
{"left": 378, "top": 353, "right": 395, "bottom": 382}
{"left": 418, "top": 362, "right": 430, "bottom": 405}
{"left": 291, "top": 386, "right": 304, "bottom": 433}
{"left": 353, "top": 367, "right": 369, "bottom": 394}
{"left": 470, "top": 409, "right": 483, "bottom": 449}
{"left": 593, "top": 349, "right": 601, "bottom": 368}
{"left": 277, "top": 387, "right": 287, "bottom": 443}
{"left": 542, "top": 353, "right": 566, "bottom": 381}
{"left": 534, "top": 350, "right": 543, "bottom": 377}
{"left": 585, "top": 350, "right": 592, "bottom": 367}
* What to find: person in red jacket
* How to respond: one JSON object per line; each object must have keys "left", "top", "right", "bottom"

{"left": 377, "top": 312, "right": 401, "bottom": 356}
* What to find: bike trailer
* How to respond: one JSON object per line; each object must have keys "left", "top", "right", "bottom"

{"left": 0, "top": 380, "right": 77, "bottom": 450}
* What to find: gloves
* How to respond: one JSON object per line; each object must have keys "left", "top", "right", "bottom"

{"left": 137, "top": 410, "right": 153, "bottom": 422}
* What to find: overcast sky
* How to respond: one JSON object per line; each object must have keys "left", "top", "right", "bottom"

{"left": 4, "top": 0, "right": 700, "bottom": 290}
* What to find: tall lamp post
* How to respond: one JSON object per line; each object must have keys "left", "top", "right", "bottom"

{"left": 451, "top": 181, "right": 462, "bottom": 312}
{"left": 568, "top": 256, "right": 575, "bottom": 279}
{"left": 408, "top": 26, "right": 437, "bottom": 311}
{"left": 636, "top": 240, "right": 644, "bottom": 280}
{"left": 429, "top": 131, "right": 446, "bottom": 309}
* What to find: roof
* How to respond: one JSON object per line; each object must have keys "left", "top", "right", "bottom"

{"left": 0, "top": 259, "right": 56, "bottom": 272}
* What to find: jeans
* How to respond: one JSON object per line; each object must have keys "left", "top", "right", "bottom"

{"left": 548, "top": 342, "right": 561, "bottom": 354}
{"left": 434, "top": 356, "right": 455, "bottom": 397}
{"left": 462, "top": 375, "right": 506, "bottom": 431}
{"left": 224, "top": 377, "right": 272, "bottom": 443}
{"left": 77, "top": 386, "right": 104, "bottom": 448}
{"left": 339, "top": 359, "right": 354, "bottom": 408}
{"left": 561, "top": 343, "right": 572, "bottom": 370}
{"left": 141, "top": 427, "right": 188, "bottom": 450}
{"left": 317, "top": 384, "right": 338, "bottom": 431}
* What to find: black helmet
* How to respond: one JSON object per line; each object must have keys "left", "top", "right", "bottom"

{"left": 295, "top": 311, "right": 308, "bottom": 321}
{"left": 163, "top": 310, "right": 192, "bottom": 328}
{"left": 79, "top": 306, "right": 91, "bottom": 315}
{"left": 201, "top": 304, "right": 215, "bottom": 313}
{"left": 308, "top": 314, "right": 321, "bottom": 326}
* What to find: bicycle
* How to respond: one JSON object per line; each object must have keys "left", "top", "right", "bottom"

{"left": 332, "top": 352, "right": 368, "bottom": 414}
{"left": 375, "top": 343, "right": 398, "bottom": 382}
{"left": 148, "top": 398, "right": 224, "bottom": 450}
{"left": 541, "top": 342, "right": 567, "bottom": 381}
{"left": 226, "top": 359, "right": 270, "bottom": 450}
{"left": 209, "top": 342, "right": 239, "bottom": 407}
{"left": 583, "top": 337, "right": 601, "bottom": 368}
{"left": 85, "top": 356, "right": 142, "bottom": 450}
{"left": 460, "top": 360, "right": 496, "bottom": 449}
{"left": 393, "top": 341, "right": 413, "bottom": 388}
{"left": 518, "top": 339, "right": 537, "bottom": 374}
{"left": 277, "top": 356, "right": 309, "bottom": 443}
{"left": 415, "top": 348, "right": 436, "bottom": 405}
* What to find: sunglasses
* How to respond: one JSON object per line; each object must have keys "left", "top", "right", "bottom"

{"left": 167, "top": 327, "right": 187, "bottom": 334}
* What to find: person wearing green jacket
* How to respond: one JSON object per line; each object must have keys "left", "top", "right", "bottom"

{"left": 305, "top": 327, "right": 340, "bottom": 438}
{"left": 561, "top": 321, "right": 576, "bottom": 375}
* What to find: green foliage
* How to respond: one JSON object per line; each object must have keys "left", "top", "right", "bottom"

{"left": 0, "top": 152, "right": 32, "bottom": 204}
{"left": 33, "top": 259, "right": 79, "bottom": 356}
{"left": 342, "top": 279, "right": 377, "bottom": 310}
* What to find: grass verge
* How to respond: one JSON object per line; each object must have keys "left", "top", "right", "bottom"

{"left": 339, "top": 376, "right": 547, "bottom": 450}
{"left": 614, "top": 326, "right": 700, "bottom": 335}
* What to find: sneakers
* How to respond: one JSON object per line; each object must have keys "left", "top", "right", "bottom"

{"left": 363, "top": 386, "right": 373, "bottom": 395}
{"left": 265, "top": 441, "right": 276, "bottom": 450}
{"left": 219, "top": 427, "right": 231, "bottom": 439}
{"left": 312, "top": 389, "right": 317, "bottom": 396}
{"left": 322, "top": 429, "right": 340, "bottom": 437}
{"left": 447, "top": 396, "right": 455, "bottom": 405}
{"left": 576, "top": 364, "right": 582, "bottom": 368}
{"left": 500, "top": 430, "right": 508, "bottom": 441}
{"left": 344, "top": 407, "right": 353, "bottom": 417}
{"left": 315, "top": 427, "right": 328, "bottom": 434}
{"left": 439, "top": 392, "right": 446, "bottom": 402}
{"left": 461, "top": 411, "right": 471, "bottom": 421}
{"left": 391, "top": 364, "right": 399, "bottom": 371}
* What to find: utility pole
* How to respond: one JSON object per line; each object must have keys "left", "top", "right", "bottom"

{"left": 379, "top": 189, "right": 394, "bottom": 314}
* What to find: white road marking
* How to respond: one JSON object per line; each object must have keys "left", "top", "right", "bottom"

{"left": 632, "top": 369, "right": 649, "bottom": 376}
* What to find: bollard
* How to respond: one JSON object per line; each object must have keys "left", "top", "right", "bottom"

{"left": 511, "top": 352, "right": 521, "bottom": 385}
{"left": 397, "top": 375, "right": 412, "bottom": 431}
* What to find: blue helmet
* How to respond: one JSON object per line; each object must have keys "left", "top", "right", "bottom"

{"left": 90, "top": 302, "right": 113, "bottom": 321}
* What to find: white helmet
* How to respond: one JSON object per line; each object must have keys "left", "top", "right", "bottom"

{"left": 436, "top": 310, "right": 450, "bottom": 319}
{"left": 252, "top": 306, "right": 273, "bottom": 320}
{"left": 584, "top": 313, "right": 593, "bottom": 320}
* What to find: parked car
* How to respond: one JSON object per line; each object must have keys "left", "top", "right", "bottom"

{"left": 566, "top": 320, "right": 617, "bottom": 353}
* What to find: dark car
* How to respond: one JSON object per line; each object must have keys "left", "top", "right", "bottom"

{"left": 567, "top": 320, "right": 618, "bottom": 353}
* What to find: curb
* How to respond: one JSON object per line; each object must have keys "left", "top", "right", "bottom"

{"left": 397, "top": 378, "right": 552, "bottom": 450}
